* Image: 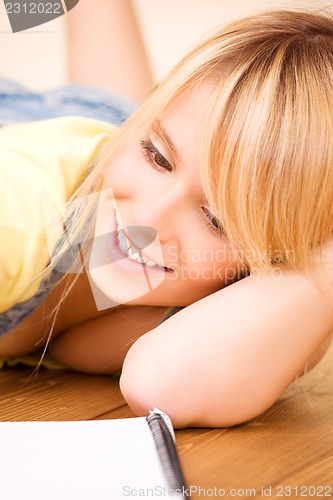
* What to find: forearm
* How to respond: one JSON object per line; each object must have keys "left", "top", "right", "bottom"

{"left": 65, "top": 0, "right": 154, "bottom": 102}
{"left": 120, "top": 268, "right": 333, "bottom": 428}
{"left": 48, "top": 305, "right": 169, "bottom": 375}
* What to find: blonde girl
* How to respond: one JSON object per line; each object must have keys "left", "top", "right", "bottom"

{"left": 1, "top": 5, "right": 333, "bottom": 428}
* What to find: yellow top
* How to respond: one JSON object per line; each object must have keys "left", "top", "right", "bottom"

{"left": 0, "top": 116, "right": 117, "bottom": 313}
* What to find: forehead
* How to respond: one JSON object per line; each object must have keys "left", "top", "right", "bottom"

{"left": 152, "top": 83, "right": 214, "bottom": 198}
{"left": 157, "top": 83, "right": 213, "bottom": 163}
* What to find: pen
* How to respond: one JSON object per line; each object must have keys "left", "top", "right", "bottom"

{"left": 147, "top": 408, "right": 190, "bottom": 499}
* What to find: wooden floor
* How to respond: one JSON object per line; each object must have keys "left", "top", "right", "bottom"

{"left": 1, "top": 344, "right": 333, "bottom": 499}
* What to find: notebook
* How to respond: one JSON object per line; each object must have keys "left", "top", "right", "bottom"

{"left": 0, "top": 408, "right": 189, "bottom": 500}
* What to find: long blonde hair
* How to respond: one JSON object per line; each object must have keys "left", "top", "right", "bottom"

{"left": 49, "top": 7, "right": 333, "bottom": 302}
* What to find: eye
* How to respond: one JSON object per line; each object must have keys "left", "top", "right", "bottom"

{"left": 141, "top": 139, "right": 173, "bottom": 173}
{"left": 201, "top": 206, "right": 226, "bottom": 237}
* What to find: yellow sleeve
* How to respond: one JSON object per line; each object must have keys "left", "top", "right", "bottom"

{"left": 0, "top": 116, "right": 117, "bottom": 313}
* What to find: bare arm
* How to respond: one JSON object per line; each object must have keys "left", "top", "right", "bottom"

{"left": 65, "top": 0, "right": 154, "bottom": 102}
{"left": 120, "top": 255, "right": 333, "bottom": 428}
{"left": 48, "top": 305, "right": 170, "bottom": 375}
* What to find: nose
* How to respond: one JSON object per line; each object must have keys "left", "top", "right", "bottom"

{"left": 133, "top": 182, "right": 190, "bottom": 242}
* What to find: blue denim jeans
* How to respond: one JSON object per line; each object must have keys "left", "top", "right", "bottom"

{"left": 0, "top": 79, "right": 136, "bottom": 336}
{"left": 0, "top": 78, "right": 137, "bottom": 125}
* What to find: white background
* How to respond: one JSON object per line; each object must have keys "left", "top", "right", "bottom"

{"left": 0, "top": 0, "right": 332, "bottom": 90}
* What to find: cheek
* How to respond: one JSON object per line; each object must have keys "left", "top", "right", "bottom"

{"left": 184, "top": 243, "right": 241, "bottom": 289}
{"left": 102, "top": 147, "right": 143, "bottom": 194}
{"left": 195, "top": 265, "right": 233, "bottom": 291}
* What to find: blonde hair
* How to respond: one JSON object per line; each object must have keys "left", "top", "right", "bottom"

{"left": 199, "top": 9, "right": 333, "bottom": 271}
{"left": 48, "top": 7, "right": 333, "bottom": 304}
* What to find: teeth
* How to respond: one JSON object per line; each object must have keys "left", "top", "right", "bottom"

{"left": 116, "top": 223, "right": 161, "bottom": 268}
{"left": 127, "top": 247, "right": 138, "bottom": 257}
{"left": 128, "top": 251, "right": 139, "bottom": 259}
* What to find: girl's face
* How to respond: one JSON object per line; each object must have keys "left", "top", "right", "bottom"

{"left": 89, "top": 85, "right": 242, "bottom": 309}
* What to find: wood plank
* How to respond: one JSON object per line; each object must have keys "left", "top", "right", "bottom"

{"left": 267, "top": 456, "right": 333, "bottom": 498}
{"left": 0, "top": 368, "right": 126, "bottom": 421}
{"left": 0, "top": 340, "right": 332, "bottom": 500}
{"left": 175, "top": 344, "right": 333, "bottom": 497}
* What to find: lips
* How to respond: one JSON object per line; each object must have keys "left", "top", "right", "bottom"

{"left": 111, "top": 211, "right": 174, "bottom": 273}
{"left": 116, "top": 225, "right": 167, "bottom": 272}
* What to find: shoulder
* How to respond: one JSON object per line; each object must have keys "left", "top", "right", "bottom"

{"left": 0, "top": 117, "right": 118, "bottom": 313}
{"left": 0, "top": 116, "right": 117, "bottom": 177}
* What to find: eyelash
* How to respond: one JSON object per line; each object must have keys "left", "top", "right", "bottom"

{"left": 140, "top": 138, "right": 225, "bottom": 238}
{"left": 140, "top": 139, "right": 173, "bottom": 173}
{"left": 201, "top": 207, "right": 225, "bottom": 237}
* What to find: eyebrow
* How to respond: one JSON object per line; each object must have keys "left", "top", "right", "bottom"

{"left": 152, "top": 120, "right": 181, "bottom": 161}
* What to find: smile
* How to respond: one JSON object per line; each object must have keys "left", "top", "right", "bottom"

{"left": 116, "top": 220, "right": 167, "bottom": 270}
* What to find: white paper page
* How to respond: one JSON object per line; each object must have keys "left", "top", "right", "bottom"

{"left": 0, "top": 418, "right": 170, "bottom": 500}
